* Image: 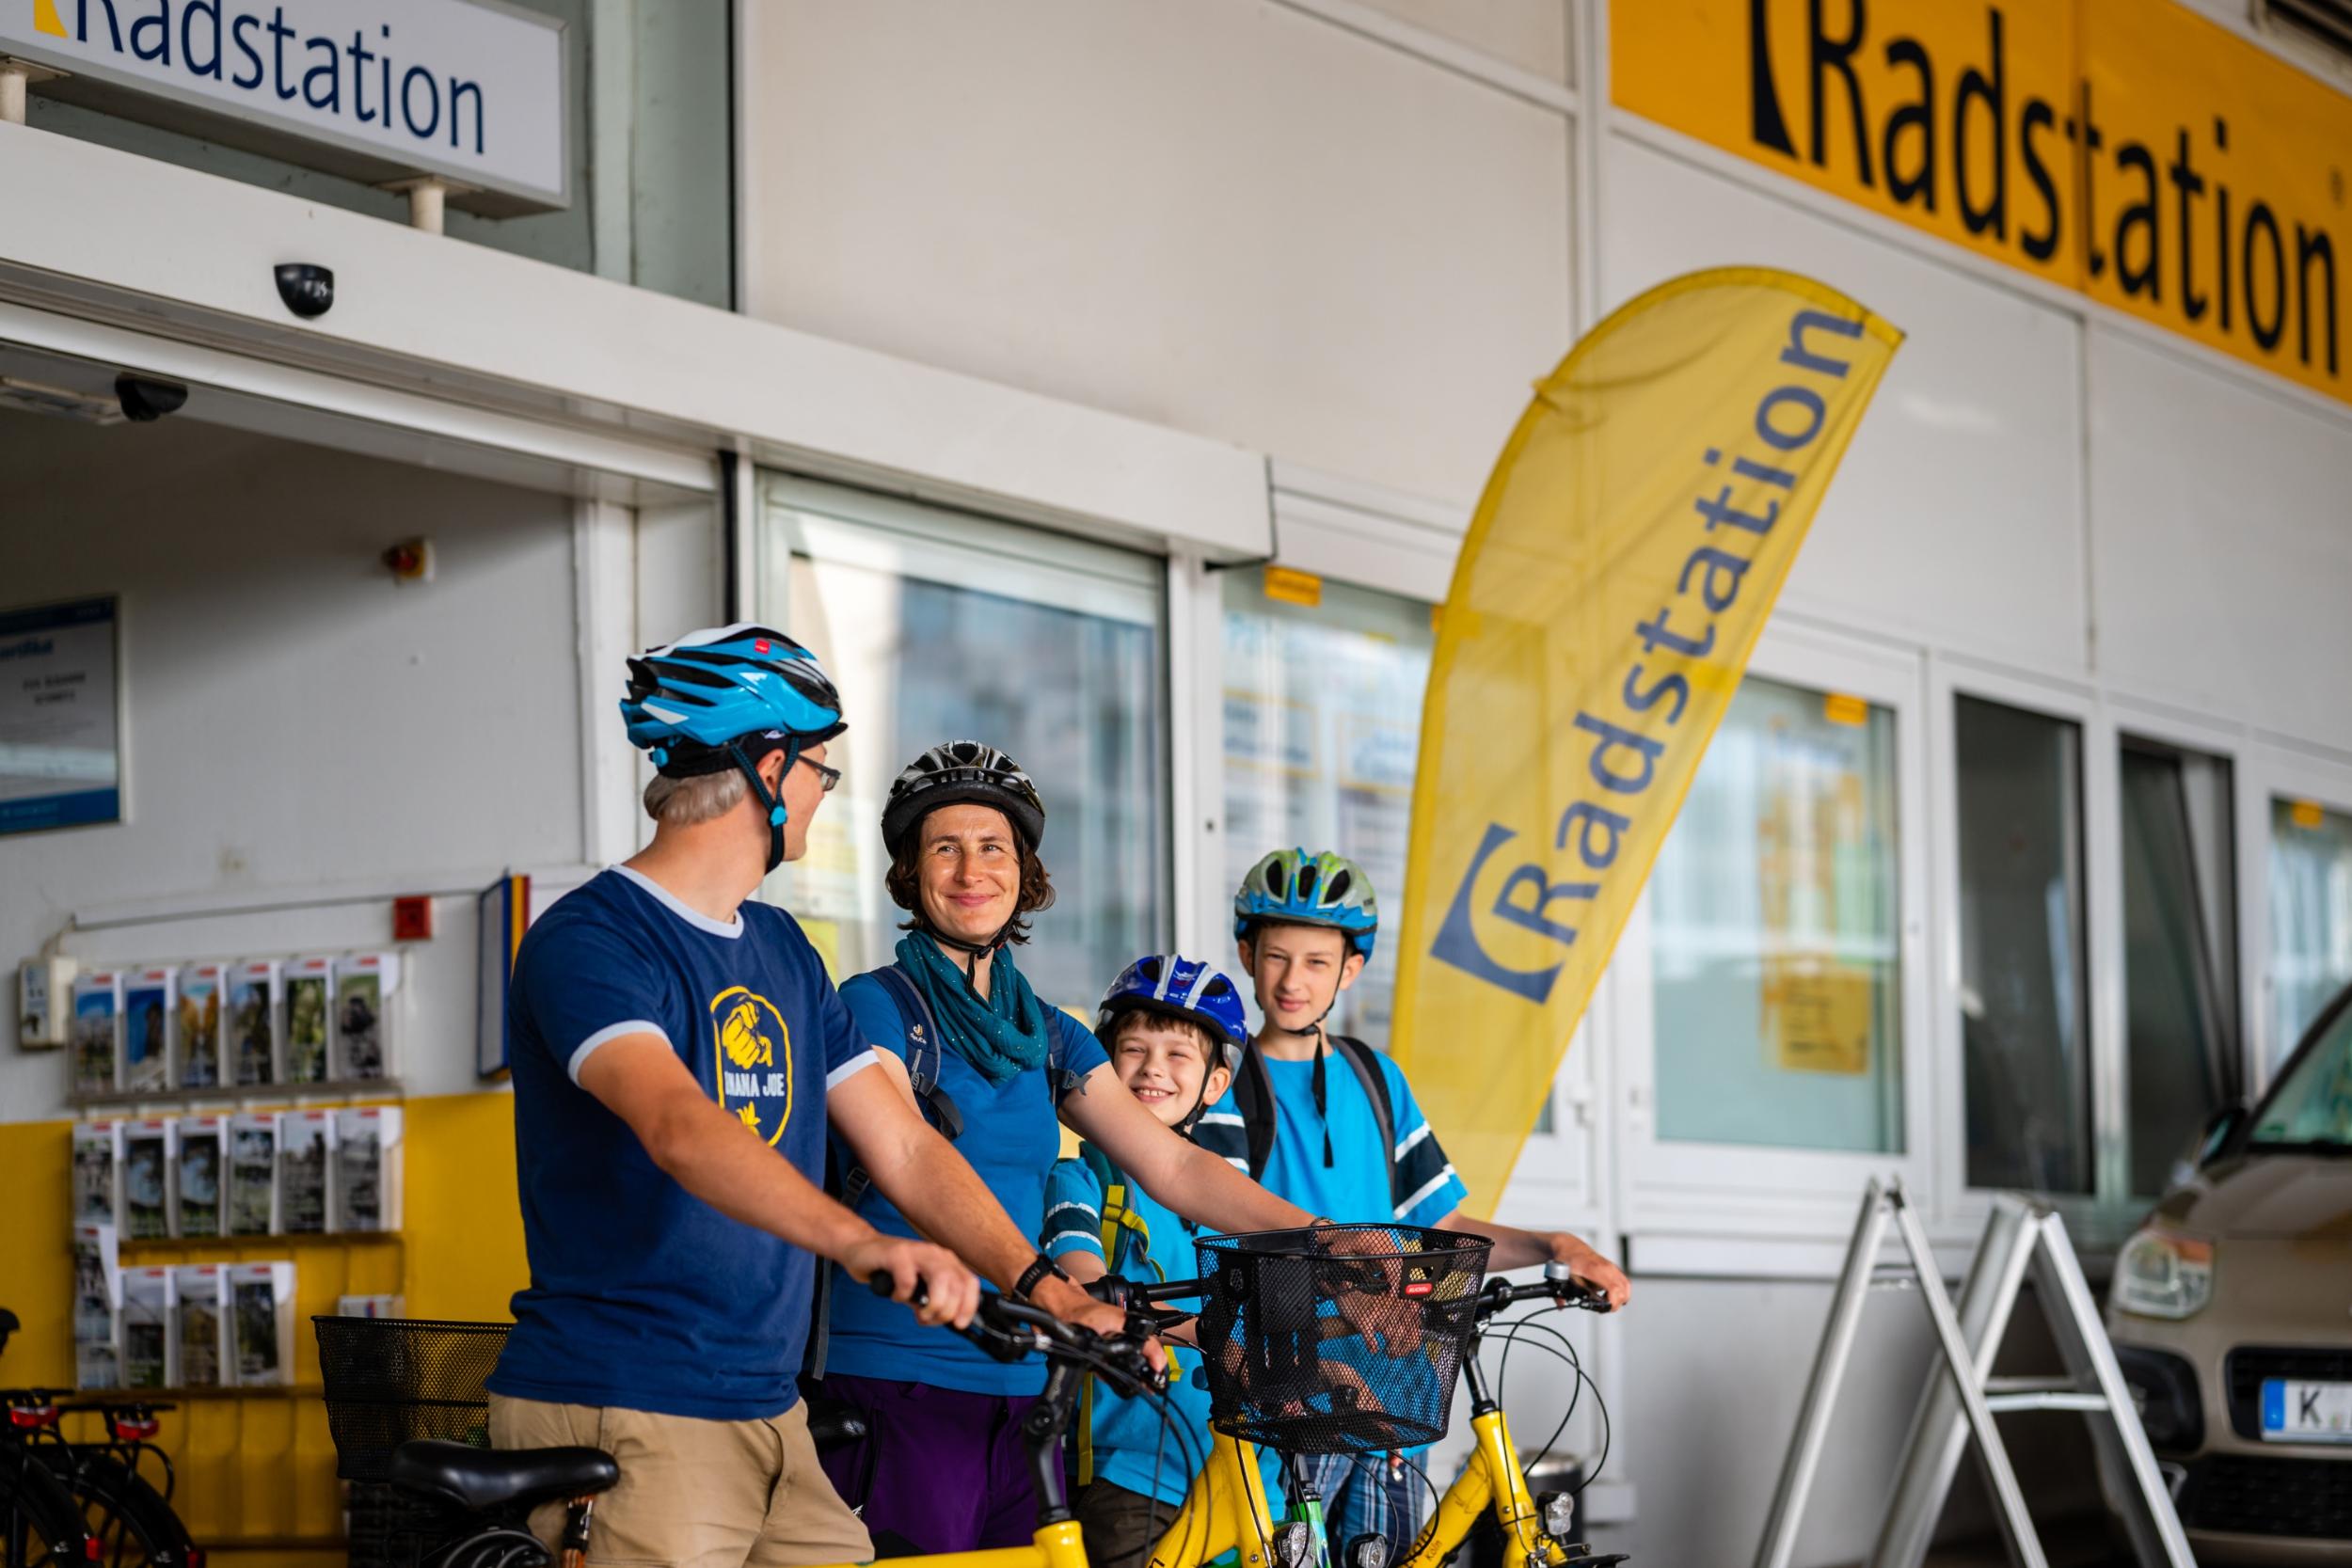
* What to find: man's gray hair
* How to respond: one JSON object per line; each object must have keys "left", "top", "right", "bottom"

{"left": 644, "top": 768, "right": 747, "bottom": 827}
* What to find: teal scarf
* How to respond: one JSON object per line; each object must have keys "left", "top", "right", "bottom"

{"left": 897, "top": 932, "right": 1054, "bottom": 1085}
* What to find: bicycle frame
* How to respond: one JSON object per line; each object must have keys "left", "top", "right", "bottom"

{"left": 804, "top": 1360, "right": 1295, "bottom": 1568}
{"left": 1399, "top": 1307, "right": 1578, "bottom": 1568}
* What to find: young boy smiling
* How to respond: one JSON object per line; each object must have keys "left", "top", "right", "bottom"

{"left": 1041, "top": 955, "right": 1271, "bottom": 1568}
{"left": 1200, "top": 849, "right": 1632, "bottom": 1560}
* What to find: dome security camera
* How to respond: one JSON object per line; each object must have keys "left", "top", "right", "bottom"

{"left": 114, "top": 374, "right": 188, "bottom": 423}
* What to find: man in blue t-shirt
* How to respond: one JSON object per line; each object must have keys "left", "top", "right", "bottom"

{"left": 1199, "top": 849, "right": 1633, "bottom": 1562}
{"left": 486, "top": 626, "right": 1128, "bottom": 1568}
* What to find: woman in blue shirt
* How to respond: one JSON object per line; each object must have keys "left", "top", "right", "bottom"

{"left": 813, "top": 741, "right": 1313, "bottom": 1556}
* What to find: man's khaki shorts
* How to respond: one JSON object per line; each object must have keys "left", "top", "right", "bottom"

{"left": 488, "top": 1394, "right": 872, "bottom": 1568}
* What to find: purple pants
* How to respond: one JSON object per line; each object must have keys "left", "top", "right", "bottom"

{"left": 814, "top": 1373, "right": 1046, "bottom": 1555}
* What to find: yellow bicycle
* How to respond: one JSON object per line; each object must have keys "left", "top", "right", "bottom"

{"left": 812, "top": 1243, "right": 1626, "bottom": 1568}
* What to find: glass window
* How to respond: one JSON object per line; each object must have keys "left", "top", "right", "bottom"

{"left": 758, "top": 487, "right": 1169, "bottom": 1012}
{"left": 1650, "top": 677, "right": 1903, "bottom": 1153}
{"left": 2120, "top": 738, "right": 2240, "bottom": 1195}
{"left": 2250, "top": 992, "right": 2352, "bottom": 1150}
{"left": 2270, "top": 798, "right": 2352, "bottom": 1066}
{"left": 1221, "top": 570, "right": 1433, "bottom": 1041}
{"left": 1956, "top": 696, "right": 2090, "bottom": 1194}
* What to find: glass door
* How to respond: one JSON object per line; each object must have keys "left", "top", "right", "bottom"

{"left": 755, "top": 476, "right": 1171, "bottom": 1014}
{"left": 1621, "top": 627, "right": 1931, "bottom": 1215}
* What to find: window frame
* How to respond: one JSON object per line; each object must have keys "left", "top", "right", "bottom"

{"left": 2242, "top": 741, "right": 2352, "bottom": 1092}
{"left": 2101, "top": 699, "right": 2250, "bottom": 1202}
{"left": 752, "top": 470, "right": 1177, "bottom": 987}
{"left": 1616, "top": 621, "right": 1933, "bottom": 1236}
{"left": 1931, "top": 657, "right": 2120, "bottom": 1240}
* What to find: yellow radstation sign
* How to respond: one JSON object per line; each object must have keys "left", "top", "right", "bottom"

{"left": 1616, "top": 0, "right": 2351, "bottom": 407}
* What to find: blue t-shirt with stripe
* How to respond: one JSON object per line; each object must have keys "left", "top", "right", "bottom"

{"left": 489, "top": 867, "right": 878, "bottom": 1420}
{"left": 1197, "top": 1046, "right": 1468, "bottom": 1229}
{"left": 1044, "top": 1151, "right": 1287, "bottom": 1510}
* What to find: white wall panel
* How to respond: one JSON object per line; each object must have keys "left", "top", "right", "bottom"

{"left": 1600, "top": 137, "right": 2089, "bottom": 677}
{"left": 0, "top": 416, "right": 581, "bottom": 1118}
{"left": 1340, "top": 0, "right": 1571, "bottom": 83}
{"left": 739, "top": 0, "right": 1571, "bottom": 507}
{"left": 2088, "top": 328, "right": 2352, "bottom": 751}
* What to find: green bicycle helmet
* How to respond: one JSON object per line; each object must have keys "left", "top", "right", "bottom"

{"left": 1232, "top": 848, "right": 1378, "bottom": 959}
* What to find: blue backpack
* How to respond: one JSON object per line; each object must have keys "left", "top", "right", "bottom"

{"left": 805, "top": 962, "right": 1082, "bottom": 1375}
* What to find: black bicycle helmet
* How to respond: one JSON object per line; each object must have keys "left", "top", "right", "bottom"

{"left": 882, "top": 740, "right": 1046, "bottom": 858}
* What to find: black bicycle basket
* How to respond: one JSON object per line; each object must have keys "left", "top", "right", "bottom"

{"left": 313, "top": 1316, "right": 509, "bottom": 1482}
{"left": 1195, "top": 1224, "right": 1491, "bottom": 1454}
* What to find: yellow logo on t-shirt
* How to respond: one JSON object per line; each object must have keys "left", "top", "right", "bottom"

{"left": 708, "top": 986, "right": 793, "bottom": 1147}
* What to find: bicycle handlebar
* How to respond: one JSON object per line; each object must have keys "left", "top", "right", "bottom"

{"left": 863, "top": 1275, "right": 1168, "bottom": 1399}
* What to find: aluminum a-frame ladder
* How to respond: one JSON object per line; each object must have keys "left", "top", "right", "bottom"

{"left": 1753, "top": 1180, "right": 2194, "bottom": 1568}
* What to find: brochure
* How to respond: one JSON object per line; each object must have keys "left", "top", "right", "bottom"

{"left": 333, "top": 1105, "right": 403, "bottom": 1232}
{"left": 228, "top": 959, "right": 280, "bottom": 1087}
{"left": 120, "top": 1267, "right": 176, "bottom": 1389}
{"left": 178, "top": 962, "right": 227, "bottom": 1089}
{"left": 72, "top": 970, "right": 121, "bottom": 1097}
{"left": 228, "top": 1112, "right": 279, "bottom": 1236}
{"left": 278, "top": 1110, "right": 335, "bottom": 1233}
{"left": 71, "top": 1119, "right": 121, "bottom": 1230}
{"left": 332, "top": 953, "right": 400, "bottom": 1082}
{"left": 178, "top": 1115, "right": 227, "bottom": 1238}
{"left": 230, "top": 1261, "right": 296, "bottom": 1386}
{"left": 284, "top": 958, "right": 333, "bottom": 1084}
{"left": 121, "top": 968, "right": 175, "bottom": 1095}
{"left": 176, "top": 1264, "right": 231, "bottom": 1388}
{"left": 72, "top": 1222, "right": 120, "bottom": 1389}
{"left": 120, "top": 1117, "right": 177, "bottom": 1241}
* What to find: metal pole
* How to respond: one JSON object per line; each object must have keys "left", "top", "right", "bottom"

{"left": 1869, "top": 1196, "right": 2037, "bottom": 1568}
{"left": 2024, "top": 1214, "right": 2196, "bottom": 1568}
{"left": 1754, "top": 1180, "right": 1894, "bottom": 1568}
{"left": 1887, "top": 1196, "right": 2050, "bottom": 1568}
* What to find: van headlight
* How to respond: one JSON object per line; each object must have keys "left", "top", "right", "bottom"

{"left": 2114, "top": 1228, "right": 2215, "bottom": 1320}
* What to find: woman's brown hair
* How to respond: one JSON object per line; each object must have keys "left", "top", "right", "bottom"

{"left": 886, "top": 816, "right": 1057, "bottom": 944}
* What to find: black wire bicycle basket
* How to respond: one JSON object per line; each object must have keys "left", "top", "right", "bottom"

{"left": 1195, "top": 1224, "right": 1491, "bottom": 1454}
{"left": 313, "top": 1316, "right": 509, "bottom": 1482}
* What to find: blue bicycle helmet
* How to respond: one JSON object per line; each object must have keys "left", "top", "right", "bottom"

{"left": 1098, "top": 954, "right": 1248, "bottom": 1131}
{"left": 1232, "top": 848, "right": 1378, "bottom": 959}
{"left": 1097, "top": 954, "right": 1249, "bottom": 1058}
{"left": 620, "top": 624, "right": 847, "bottom": 870}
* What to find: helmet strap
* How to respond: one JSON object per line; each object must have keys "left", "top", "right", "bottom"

{"left": 728, "top": 737, "right": 800, "bottom": 877}
{"left": 920, "top": 922, "right": 1007, "bottom": 987}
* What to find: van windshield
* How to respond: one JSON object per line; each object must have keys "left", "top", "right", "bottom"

{"left": 2251, "top": 999, "right": 2352, "bottom": 1151}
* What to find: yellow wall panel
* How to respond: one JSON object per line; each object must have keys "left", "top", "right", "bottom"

{"left": 0, "top": 1093, "right": 527, "bottom": 1565}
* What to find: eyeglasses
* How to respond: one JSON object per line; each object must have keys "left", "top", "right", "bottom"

{"left": 798, "top": 754, "right": 843, "bottom": 793}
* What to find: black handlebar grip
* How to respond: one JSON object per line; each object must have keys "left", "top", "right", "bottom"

{"left": 868, "top": 1272, "right": 931, "bottom": 1309}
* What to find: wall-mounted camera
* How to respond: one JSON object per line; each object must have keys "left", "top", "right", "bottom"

{"left": 114, "top": 374, "right": 188, "bottom": 423}
{"left": 275, "top": 262, "right": 335, "bottom": 320}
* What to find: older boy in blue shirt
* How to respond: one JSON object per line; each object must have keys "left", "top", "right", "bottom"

{"left": 1198, "top": 850, "right": 1632, "bottom": 1561}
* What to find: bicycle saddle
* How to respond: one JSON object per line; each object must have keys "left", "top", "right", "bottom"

{"left": 389, "top": 1440, "right": 619, "bottom": 1512}
{"left": 803, "top": 1406, "right": 867, "bottom": 1451}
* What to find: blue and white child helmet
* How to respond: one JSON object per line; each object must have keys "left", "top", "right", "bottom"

{"left": 619, "top": 624, "right": 847, "bottom": 869}
{"left": 1232, "top": 848, "right": 1378, "bottom": 959}
{"left": 1097, "top": 954, "right": 1250, "bottom": 1062}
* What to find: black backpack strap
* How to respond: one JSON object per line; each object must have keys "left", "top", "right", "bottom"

{"left": 810, "top": 966, "right": 960, "bottom": 1382}
{"left": 1229, "top": 1045, "right": 1279, "bottom": 1182}
{"left": 1331, "top": 1036, "right": 1402, "bottom": 1214}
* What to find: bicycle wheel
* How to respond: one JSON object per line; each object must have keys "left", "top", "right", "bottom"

{"left": 0, "top": 1446, "right": 91, "bottom": 1568}
{"left": 33, "top": 1450, "right": 195, "bottom": 1568}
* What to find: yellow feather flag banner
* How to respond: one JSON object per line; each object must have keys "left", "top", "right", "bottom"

{"left": 1391, "top": 268, "right": 1902, "bottom": 1216}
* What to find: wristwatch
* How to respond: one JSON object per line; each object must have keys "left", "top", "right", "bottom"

{"left": 1013, "top": 1251, "right": 1071, "bottom": 1302}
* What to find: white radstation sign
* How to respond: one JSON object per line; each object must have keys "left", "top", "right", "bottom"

{"left": 2, "top": 0, "right": 567, "bottom": 213}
